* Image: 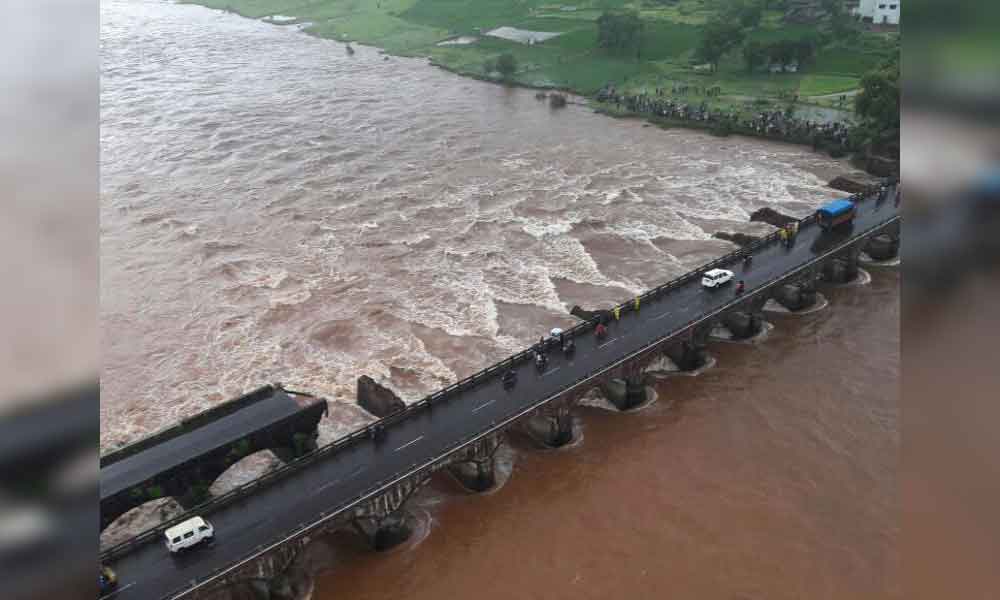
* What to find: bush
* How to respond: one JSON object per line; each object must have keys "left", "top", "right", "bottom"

{"left": 496, "top": 53, "right": 517, "bottom": 79}
{"left": 713, "top": 120, "right": 733, "bottom": 136}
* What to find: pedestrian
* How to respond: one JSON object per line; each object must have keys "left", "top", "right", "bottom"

{"left": 634, "top": 296, "right": 641, "bottom": 312}
{"left": 613, "top": 306, "right": 621, "bottom": 321}
{"left": 779, "top": 228, "right": 787, "bottom": 245}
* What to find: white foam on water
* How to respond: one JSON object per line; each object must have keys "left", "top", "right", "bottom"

{"left": 645, "top": 355, "right": 717, "bottom": 377}
{"left": 536, "top": 234, "right": 643, "bottom": 294}
{"left": 520, "top": 219, "right": 574, "bottom": 238}
{"left": 100, "top": 0, "right": 877, "bottom": 478}
{"left": 827, "top": 268, "right": 872, "bottom": 287}
{"left": 763, "top": 292, "right": 830, "bottom": 315}
{"left": 859, "top": 252, "right": 900, "bottom": 267}
{"left": 577, "top": 386, "right": 618, "bottom": 412}
{"left": 708, "top": 321, "right": 774, "bottom": 344}
{"left": 610, "top": 215, "right": 710, "bottom": 243}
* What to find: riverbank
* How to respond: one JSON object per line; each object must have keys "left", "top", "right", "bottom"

{"left": 183, "top": 0, "right": 895, "bottom": 170}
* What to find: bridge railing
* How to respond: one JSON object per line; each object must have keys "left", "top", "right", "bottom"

{"left": 105, "top": 181, "right": 893, "bottom": 565}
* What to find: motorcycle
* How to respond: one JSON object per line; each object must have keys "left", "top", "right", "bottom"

{"left": 502, "top": 370, "right": 517, "bottom": 390}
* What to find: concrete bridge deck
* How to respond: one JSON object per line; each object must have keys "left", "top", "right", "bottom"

{"left": 102, "top": 184, "right": 899, "bottom": 600}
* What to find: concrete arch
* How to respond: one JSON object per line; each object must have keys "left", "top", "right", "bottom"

{"left": 209, "top": 449, "right": 284, "bottom": 498}
{"left": 100, "top": 496, "right": 185, "bottom": 548}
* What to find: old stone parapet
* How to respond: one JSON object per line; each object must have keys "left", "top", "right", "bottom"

{"left": 356, "top": 375, "right": 405, "bottom": 418}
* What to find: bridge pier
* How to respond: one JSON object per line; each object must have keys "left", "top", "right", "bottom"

{"left": 821, "top": 244, "right": 863, "bottom": 283}
{"left": 446, "top": 434, "right": 503, "bottom": 492}
{"left": 182, "top": 536, "right": 309, "bottom": 600}
{"left": 356, "top": 375, "right": 405, "bottom": 418}
{"left": 597, "top": 375, "right": 648, "bottom": 411}
{"left": 521, "top": 400, "right": 577, "bottom": 447}
{"left": 864, "top": 234, "right": 899, "bottom": 261}
{"left": 351, "top": 473, "right": 429, "bottom": 551}
{"left": 364, "top": 510, "right": 411, "bottom": 552}
{"left": 863, "top": 222, "right": 901, "bottom": 261}
{"left": 665, "top": 328, "right": 709, "bottom": 371}
{"left": 772, "top": 273, "right": 819, "bottom": 312}
{"left": 718, "top": 296, "right": 767, "bottom": 340}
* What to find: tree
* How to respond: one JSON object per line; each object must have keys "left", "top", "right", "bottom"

{"left": 794, "top": 35, "right": 817, "bottom": 68}
{"left": 853, "top": 53, "right": 899, "bottom": 156}
{"left": 696, "top": 18, "right": 745, "bottom": 71}
{"left": 734, "top": 0, "right": 764, "bottom": 29}
{"left": 742, "top": 40, "right": 766, "bottom": 73}
{"left": 596, "top": 11, "right": 644, "bottom": 57}
{"left": 767, "top": 39, "right": 798, "bottom": 69}
{"left": 821, "top": 0, "right": 858, "bottom": 41}
{"left": 496, "top": 53, "right": 517, "bottom": 79}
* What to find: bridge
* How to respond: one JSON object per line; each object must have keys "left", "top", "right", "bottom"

{"left": 100, "top": 182, "right": 900, "bottom": 600}
{"left": 100, "top": 384, "right": 327, "bottom": 531}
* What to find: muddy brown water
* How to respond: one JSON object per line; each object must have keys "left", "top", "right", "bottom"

{"left": 101, "top": 1, "right": 898, "bottom": 597}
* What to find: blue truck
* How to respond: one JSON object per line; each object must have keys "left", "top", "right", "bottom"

{"left": 816, "top": 198, "right": 856, "bottom": 230}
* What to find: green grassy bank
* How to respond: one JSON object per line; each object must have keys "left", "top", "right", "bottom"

{"left": 185, "top": 0, "right": 895, "bottom": 121}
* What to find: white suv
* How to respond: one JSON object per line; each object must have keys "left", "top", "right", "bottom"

{"left": 701, "top": 268, "right": 734, "bottom": 289}
{"left": 165, "top": 516, "right": 214, "bottom": 553}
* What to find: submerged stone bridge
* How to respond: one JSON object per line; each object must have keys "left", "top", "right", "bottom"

{"left": 100, "top": 384, "right": 327, "bottom": 531}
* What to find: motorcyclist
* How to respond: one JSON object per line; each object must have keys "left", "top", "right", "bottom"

{"left": 736, "top": 280, "right": 745, "bottom": 294}
{"left": 595, "top": 322, "right": 608, "bottom": 339}
{"left": 563, "top": 338, "right": 575, "bottom": 355}
{"left": 535, "top": 351, "right": 547, "bottom": 371}
{"left": 503, "top": 369, "right": 517, "bottom": 388}
{"left": 743, "top": 252, "right": 752, "bottom": 265}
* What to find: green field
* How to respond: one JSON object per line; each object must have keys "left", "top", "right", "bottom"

{"left": 185, "top": 0, "right": 895, "bottom": 113}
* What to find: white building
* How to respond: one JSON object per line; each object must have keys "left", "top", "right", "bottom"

{"left": 854, "top": 0, "right": 900, "bottom": 25}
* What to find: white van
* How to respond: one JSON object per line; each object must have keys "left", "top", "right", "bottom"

{"left": 701, "top": 268, "right": 734, "bottom": 289}
{"left": 164, "top": 516, "right": 214, "bottom": 553}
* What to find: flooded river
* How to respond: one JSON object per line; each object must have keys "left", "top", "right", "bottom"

{"left": 101, "top": 1, "right": 898, "bottom": 598}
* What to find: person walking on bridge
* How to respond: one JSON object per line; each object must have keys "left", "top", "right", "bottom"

{"left": 778, "top": 227, "right": 788, "bottom": 246}
{"left": 613, "top": 306, "right": 621, "bottom": 321}
{"left": 634, "top": 296, "right": 641, "bottom": 312}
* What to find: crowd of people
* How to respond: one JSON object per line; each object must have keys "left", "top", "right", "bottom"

{"left": 595, "top": 84, "right": 852, "bottom": 152}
